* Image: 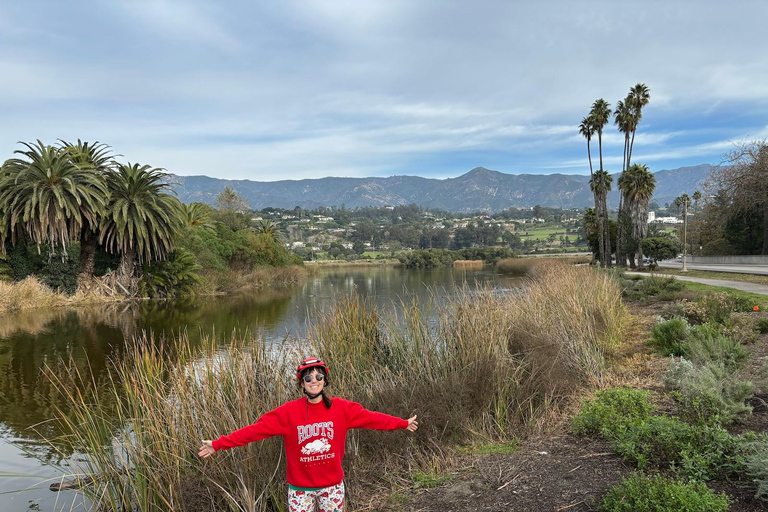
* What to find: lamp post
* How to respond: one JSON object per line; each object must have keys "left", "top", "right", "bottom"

{"left": 681, "top": 195, "right": 689, "bottom": 272}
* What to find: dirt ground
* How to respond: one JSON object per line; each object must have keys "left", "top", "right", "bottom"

{"left": 377, "top": 302, "right": 768, "bottom": 512}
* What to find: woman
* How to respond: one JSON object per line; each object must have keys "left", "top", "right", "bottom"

{"left": 199, "top": 357, "right": 418, "bottom": 512}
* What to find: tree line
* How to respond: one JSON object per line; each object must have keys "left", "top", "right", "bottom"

{"left": 0, "top": 141, "right": 299, "bottom": 297}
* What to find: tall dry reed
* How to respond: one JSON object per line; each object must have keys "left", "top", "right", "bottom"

{"left": 46, "top": 262, "right": 628, "bottom": 511}
{"left": 452, "top": 260, "right": 484, "bottom": 269}
{"left": 0, "top": 276, "right": 63, "bottom": 313}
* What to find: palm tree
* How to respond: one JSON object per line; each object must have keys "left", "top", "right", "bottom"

{"left": 99, "top": 163, "right": 182, "bottom": 292}
{"left": 255, "top": 219, "right": 287, "bottom": 245}
{"left": 181, "top": 202, "right": 215, "bottom": 231}
{"left": 627, "top": 83, "right": 650, "bottom": 166}
{"left": 614, "top": 98, "right": 633, "bottom": 266}
{"left": 578, "top": 116, "right": 596, "bottom": 177}
{"left": 692, "top": 190, "right": 702, "bottom": 213}
{"left": 580, "top": 112, "right": 606, "bottom": 265}
{"left": 590, "top": 170, "right": 613, "bottom": 265}
{"left": 590, "top": 99, "right": 612, "bottom": 175}
{"left": 58, "top": 139, "right": 113, "bottom": 283}
{"left": 0, "top": 141, "right": 107, "bottom": 260}
{"left": 589, "top": 99, "right": 612, "bottom": 266}
{"left": 619, "top": 164, "right": 656, "bottom": 268}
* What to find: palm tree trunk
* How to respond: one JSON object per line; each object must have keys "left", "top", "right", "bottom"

{"left": 77, "top": 227, "right": 97, "bottom": 287}
{"left": 587, "top": 140, "right": 594, "bottom": 175}
{"left": 594, "top": 192, "right": 605, "bottom": 265}
{"left": 628, "top": 129, "right": 636, "bottom": 167}
{"left": 117, "top": 251, "right": 137, "bottom": 296}
{"left": 616, "top": 195, "right": 624, "bottom": 267}
{"left": 598, "top": 131, "right": 604, "bottom": 172}
{"left": 601, "top": 192, "right": 612, "bottom": 267}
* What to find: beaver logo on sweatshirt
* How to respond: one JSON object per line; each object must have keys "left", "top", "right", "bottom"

{"left": 301, "top": 437, "right": 331, "bottom": 455}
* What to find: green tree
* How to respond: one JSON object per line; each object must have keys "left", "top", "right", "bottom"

{"left": 642, "top": 236, "right": 678, "bottom": 263}
{"left": 181, "top": 202, "right": 215, "bottom": 231}
{"left": 709, "top": 141, "right": 768, "bottom": 254}
{"left": 0, "top": 141, "right": 107, "bottom": 266}
{"left": 58, "top": 139, "right": 113, "bottom": 283}
{"left": 590, "top": 169, "right": 613, "bottom": 265}
{"left": 99, "top": 163, "right": 182, "bottom": 292}
{"left": 627, "top": 83, "right": 650, "bottom": 166}
{"left": 255, "top": 219, "right": 287, "bottom": 245}
{"left": 215, "top": 186, "right": 250, "bottom": 230}
{"left": 589, "top": 99, "right": 613, "bottom": 266}
{"left": 618, "top": 164, "right": 656, "bottom": 268}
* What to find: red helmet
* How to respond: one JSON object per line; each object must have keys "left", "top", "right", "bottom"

{"left": 296, "top": 357, "right": 329, "bottom": 380}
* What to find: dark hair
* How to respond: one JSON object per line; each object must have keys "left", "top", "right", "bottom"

{"left": 299, "top": 367, "right": 332, "bottom": 409}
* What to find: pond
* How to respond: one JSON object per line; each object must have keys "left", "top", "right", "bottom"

{"left": 0, "top": 265, "right": 520, "bottom": 511}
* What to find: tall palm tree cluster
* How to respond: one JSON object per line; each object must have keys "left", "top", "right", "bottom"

{"left": 0, "top": 140, "right": 183, "bottom": 294}
{"left": 579, "top": 83, "right": 656, "bottom": 267}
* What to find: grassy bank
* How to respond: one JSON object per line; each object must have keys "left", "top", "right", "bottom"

{"left": 0, "top": 276, "right": 125, "bottom": 314}
{"left": 0, "top": 264, "right": 310, "bottom": 315}
{"left": 46, "top": 262, "right": 628, "bottom": 511}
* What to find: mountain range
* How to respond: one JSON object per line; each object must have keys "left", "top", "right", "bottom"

{"left": 170, "top": 164, "right": 716, "bottom": 213}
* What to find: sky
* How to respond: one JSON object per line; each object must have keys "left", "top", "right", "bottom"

{"left": 1, "top": 0, "right": 768, "bottom": 181}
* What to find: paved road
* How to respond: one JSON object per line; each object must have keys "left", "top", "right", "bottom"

{"left": 656, "top": 260, "right": 768, "bottom": 275}
{"left": 625, "top": 271, "right": 768, "bottom": 296}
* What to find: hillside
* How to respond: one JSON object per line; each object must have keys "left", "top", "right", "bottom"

{"left": 170, "top": 164, "right": 716, "bottom": 212}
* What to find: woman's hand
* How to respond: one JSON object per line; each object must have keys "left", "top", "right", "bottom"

{"left": 406, "top": 415, "right": 419, "bottom": 432}
{"left": 198, "top": 440, "right": 216, "bottom": 458}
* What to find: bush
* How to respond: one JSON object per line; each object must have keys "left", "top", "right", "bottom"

{"left": 599, "top": 472, "right": 729, "bottom": 512}
{"left": 397, "top": 249, "right": 455, "bottom": 268}
{"left": 686, "top": 323, "right": 748, "bottom": 370}
{"left": 745, "top": 438, "right": 768, "bottom": 502}
{"left": 756, "top": 318, "right": 768, "bottom": 334}
{"left": 140, "top": 248, "right": 202, "bottom": 298}
{"left": 611, "top": 415, "right": 743, "bottom": 480}
{"left": 622, "top": 275, "right": 686, "bottom": 302}
{"left": 663, "top": 358, "right": 753, "bottom": 426}
{"left": 572, "top": 388, "right": 656, "bottom": 436}
{"left": 684, "top": 292, "right": 757, "bottom": 325}
{"left": 649, "top": 317, "right": 689, "bottom": 356}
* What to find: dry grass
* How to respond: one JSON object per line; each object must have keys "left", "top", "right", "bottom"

{"left": 206, "top": 265, "right": 309, "bottom": 294}
{"left": 45, "top": 261, "right": 630, "bottom": 511}
{"left": 496, "top": 258, "right": 538, "bottom": 276}
{"left": 0, "top": 276, "right": 64, "bottom": 313}
{"left": 453, "top": 260, "right": 485, "bottom": 269}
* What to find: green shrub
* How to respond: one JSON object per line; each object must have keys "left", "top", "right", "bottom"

{"left": 686, "top": 323, "right": 748, "bottom": 370}
{"left": 572, "top": 388, "right": 656, "bottom": 436}
{"left": 598, "top": 472, "right": 729, "bottom": 512}
{"left": 745, "top": 438, "right": 768, "bottom": 502}
{"left": 663, "top": 358, "right": 753, "bottom": 426}
{"left": 756, "top": 318, "right": 768, "bottom": 334}
{"left": 689, "top": 292, "right": 756, "bottom": 324}
{"left": 140, "top": 248, "right": 202, "bottom": 298}
{"left": 397, "top": 249, "right": 455, "bottom": 268}
{"left": 622, "top": 275, "right": 685, "bottom": 302}
{"left": 611, "top": 415, "right": 743, "bottom": 480}
{"left": 649, "top": 317, "right": 689, "bottom": 356}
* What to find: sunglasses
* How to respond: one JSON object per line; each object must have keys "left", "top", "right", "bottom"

{"left": 303, "top": 374, "right": 325, "bottom": 383}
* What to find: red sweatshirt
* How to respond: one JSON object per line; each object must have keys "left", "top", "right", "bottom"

{"left": 212, "top": 397, "right": 408, "bottom": 489}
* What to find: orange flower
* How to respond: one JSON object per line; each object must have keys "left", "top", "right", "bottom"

{"left": 755, "top": 306, "right": 761, "bottom": 312}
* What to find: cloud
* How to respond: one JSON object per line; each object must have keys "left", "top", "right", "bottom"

{"left": 2, "top": 1, "right": 768, "bottom": 180}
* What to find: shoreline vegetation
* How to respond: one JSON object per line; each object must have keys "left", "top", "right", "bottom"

{"left": 46, "top": 261, "right": 627, "bottom": 511}
{"left": 0, "top": 265, "right": 310, "bottom": 315}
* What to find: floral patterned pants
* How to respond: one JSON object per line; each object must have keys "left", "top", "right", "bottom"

{"left": 288, "top": 482, "right": 345, "bottom": 512}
